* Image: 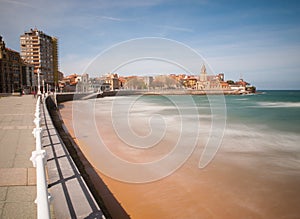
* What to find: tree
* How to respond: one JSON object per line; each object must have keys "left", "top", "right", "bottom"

{"left": 226, "top": 80, "right": 235, "bottom": 85}
{"left": 125, "top": 77, "right": 146, "bottom": 90}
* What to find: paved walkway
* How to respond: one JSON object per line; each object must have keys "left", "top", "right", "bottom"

{"left": 0, "top": 95, "right": 37, "bottom": 218}
{"left": 0, "top": 95, "right": 106, "bottom": 219}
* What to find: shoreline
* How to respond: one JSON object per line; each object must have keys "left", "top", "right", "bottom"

{"left": 113, "top": 89, "right": 256, "bottom": 96}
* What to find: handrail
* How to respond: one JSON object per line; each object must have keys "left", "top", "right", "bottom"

{"left": 30, "top": 96, "right": 51, "bottom": 219}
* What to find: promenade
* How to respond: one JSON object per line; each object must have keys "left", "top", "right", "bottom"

{"left": 0, "top": 95, "right": 37, "bottom": 218}
{"left": 0, "top": 95, "right": 106, "bottom": 219}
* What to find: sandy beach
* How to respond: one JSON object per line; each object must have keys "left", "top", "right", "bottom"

{"left": 59, "top": 99, "right": 300, "bottom": 219}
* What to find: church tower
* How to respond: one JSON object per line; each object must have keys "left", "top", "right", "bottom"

{"left": 200, "top": 64, "right": 207, "bottom": 82}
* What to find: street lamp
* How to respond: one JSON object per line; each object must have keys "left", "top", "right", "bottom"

{"left": 42, "top": 80, "right": 45, "bottom": 96}
{"left": 37, "top": 68, "right": 41, "bottom": 95}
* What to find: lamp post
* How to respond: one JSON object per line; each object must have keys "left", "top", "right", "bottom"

{"left": 42, "top": 80, "right": 45, "bottom": 96}
{"left": 37, "top": 68, "right": 41, "bottom": 95}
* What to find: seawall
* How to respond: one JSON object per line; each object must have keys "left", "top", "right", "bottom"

{"left": 45, "top": 95, "right": 130, "bottom": 219}
{"left": 55, "top": 91, "right": 117, "bottom": 104}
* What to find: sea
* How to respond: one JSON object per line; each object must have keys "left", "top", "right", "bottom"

{"left": 98, "top": 90, "right": 300, "bottom": 155}
{"left": 224, "top": 90, "right": 300, "bottom": 135}
{"left": 138, "top": 90, "right": 300, "bottom": 134}
{"left": 66, "top": 90, "right": 300, "bottom": 218}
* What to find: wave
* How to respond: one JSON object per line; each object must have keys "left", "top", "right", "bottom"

{"left": 222, "top": 123, "right": 300, "bottom": 153}
{"left": 235, "top": 98, "right": 249, "bottom": 101}
{"left": 256, "top": 101, "right": 300, "bottom": 108}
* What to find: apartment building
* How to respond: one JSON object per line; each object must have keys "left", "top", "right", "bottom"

{"left": 0, "top": 36, "right": 23, "bottom": 93}
{"left": 20, "top": 28, "right": 58, "bottom": 86}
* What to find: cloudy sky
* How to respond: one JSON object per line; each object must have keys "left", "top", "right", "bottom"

{"left": 1, "top": 0, "right": 300, "bottom": 89}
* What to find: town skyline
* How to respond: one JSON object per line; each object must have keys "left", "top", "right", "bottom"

{"left": 1, "top": 0, "right": 300, "bottom": 90}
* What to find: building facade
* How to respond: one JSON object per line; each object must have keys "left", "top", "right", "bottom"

{"left": 21, "top": 63, "right": 35, "bottom": 93}
{"left": 20, "top": 28, "right": 59, "bottom": 87}
{"left": 0, "top": 36, "right": 23, "bottom": 93}
{"left": 101, "top": 73, "right": 120, "bottom": 90}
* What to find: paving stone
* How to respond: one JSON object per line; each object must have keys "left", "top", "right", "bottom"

{"left": 0, "top": 168, "right": 27, "bottom": 186}
{"left": 0, "top": 132, "right": 20, "bottom": 168}
{"left": 0, "top": 187, "right": 7, "bottom": 201}
{"left": 2, "top": 201, "right": 37, "bottom": 219}
{"left": 13, "top": 154, "right": 33, "bottom": 168}
{"left": 0, "top": 160, "right": 13, "bottom": 169}
{"left": 27, "top": 168, "right": 37, "bottom": 186}
{"left": 0, "top": 202, "right": 4, "bottom": 209}
{"left": 6, "top": 186, "right": 36, "bottom": 202}
{"left": 0, "top": 202, "right": 4, "bottom": 218}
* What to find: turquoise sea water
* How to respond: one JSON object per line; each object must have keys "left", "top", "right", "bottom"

{"left": 124, "top": 90, "right": 300, "bottom": 156}
{"left": 224, "top": 90, "right": 300, "bottom": 134}
{"left": 133, "top": 90, "right": 300, "bottom": 134}
{"left": 72, "top": 90, "right": 300, "bottom": 172}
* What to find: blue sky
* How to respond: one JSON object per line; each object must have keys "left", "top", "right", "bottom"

{"left": 1, "top": 0, "right": 300, "bottom": 89}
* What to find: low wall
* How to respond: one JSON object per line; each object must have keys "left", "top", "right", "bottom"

{"left": 55, "top": 93, "right": 92, "bottom": 104}
{"left": 0, "top": 93, "right": 13, "bottom": 97}
{"left": 45, "top": 96, "right": 130, "bottom": 219}
{"left": 55, "top": 91, "right": 117, "bottom": 104}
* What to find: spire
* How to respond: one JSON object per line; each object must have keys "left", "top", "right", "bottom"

{"left": 200, "top": 64, "right": 207, "bottom": 81}
{"left": 201, "top": 64, "right": 206, "bottom": 75}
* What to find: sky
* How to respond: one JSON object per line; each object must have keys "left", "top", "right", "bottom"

{"left": 1, "top": 0, "right": 300, "bottom": 89}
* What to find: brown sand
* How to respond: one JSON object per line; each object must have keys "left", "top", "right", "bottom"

{"left": 60, "top": 101, "right": 300, "bottom": 219}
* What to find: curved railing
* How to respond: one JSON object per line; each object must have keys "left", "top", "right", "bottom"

{"left": 30, "top": 96, "right": 51, "bottom": 219}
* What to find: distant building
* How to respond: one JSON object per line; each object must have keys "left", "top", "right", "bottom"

{"left": 228, "top": 79, "right": 254, "bottom": 93}
{"left": 0, "top": 36, "right": 23, "bottom": 93}
{"left": 102, "top": 73, "right": 119, "bottom": 90}
{"left": 20, "top": 28, "right": 59, "bottom": 87}
{"left": 118, "top": 76, "right": 126, "bottom": 88}
{"left": 81, "top": 73, "right": 88, "bottom": 83}
{"left": 199, "top": 64, "right": 207, "bottom": 82}
{"left": 196, "top": 64, "right": 230, "bottom": 91}
{"left": 220, "top": 81, "right": 229, "bottom": 90}
{"left": 196, "top": 64, "right": 209, "bottom": 90}
{"left": 143, "top": 76, "right": 154, "bottom": 88}
{"left": 58, "top": 71, "right": 64, "bottom": 81}
{"left": 76, "top": 73, "right": 91, "bottom": 92}
{"left": 183, "top": 75, "right": 198, "bottom": 89}
{"left": 60, "top": 74, "right": 78, "bottom": 90}
{"left": 216, "top": 73, "right": 224, "bottom": 82}
{"left": 21, "top": 62, "right": 35, "bottom": 93}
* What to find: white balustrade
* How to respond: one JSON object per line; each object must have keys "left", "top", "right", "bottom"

{"left": 30, "top": 96, "right": 51, "bottom": 219}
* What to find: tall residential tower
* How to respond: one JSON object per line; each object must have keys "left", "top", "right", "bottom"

{"left": 20, "top": 28, "right": 59, "bottom": 86}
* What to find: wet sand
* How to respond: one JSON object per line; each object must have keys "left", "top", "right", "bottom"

{"left": 60, "top": 101, "right": 300, "bottom": 219}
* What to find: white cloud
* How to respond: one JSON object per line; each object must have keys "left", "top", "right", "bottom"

{"left": 85, "top": 0, "right": 167, "bottom": 9}
{"left": 100, "top": 16, "right": 124, "bottom": 22}
{"left": 156, "top": 25, "right": 194, "bottom": 33}
{"left": 0, "top": 0, "right": 37, "bottom": 8}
